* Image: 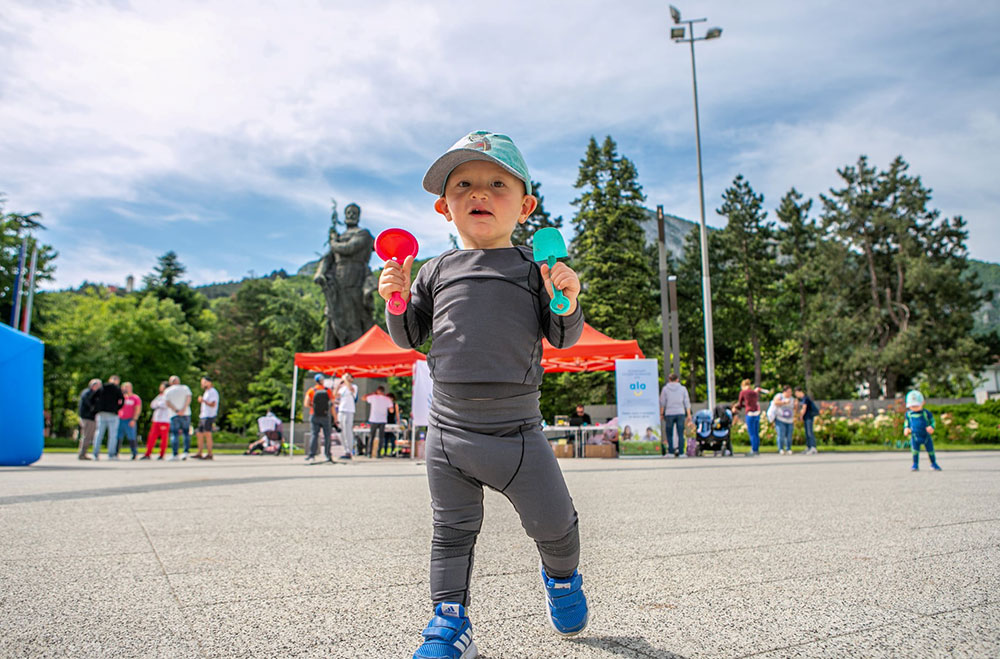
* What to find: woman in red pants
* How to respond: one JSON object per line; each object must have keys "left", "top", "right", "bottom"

{"left": 142, "top": 381, "right": 171, "bottom": 460}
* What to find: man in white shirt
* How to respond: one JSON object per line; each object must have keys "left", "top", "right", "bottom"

{"left": 193, "top": 376, "right": 220, "bottom": 460}
{"left": 364, "top": 386, "right": 394, "bottom": 458}
{"left": 164, "top": 375, "right": 193, "bottom": 461}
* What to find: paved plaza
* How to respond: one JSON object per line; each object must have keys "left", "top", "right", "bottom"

{"left": 2, "top": 450, "right": 998, "bottom": 658}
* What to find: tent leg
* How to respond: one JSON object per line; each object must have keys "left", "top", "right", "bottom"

{"left": 411, "top": 422, "right": 416, "bottom": 460}
{"left": 289, "top": 364, "right": 298, "bottom": 458}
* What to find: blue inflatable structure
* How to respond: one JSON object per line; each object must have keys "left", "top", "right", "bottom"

{"left": 0, "top": 323, "right": 44, "bottom": 465}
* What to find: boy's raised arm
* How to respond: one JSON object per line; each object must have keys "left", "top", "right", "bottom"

{"left": 385, "top": 258, "right": 433, "bottom": 349}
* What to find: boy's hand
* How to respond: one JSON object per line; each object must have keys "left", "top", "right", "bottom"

{"left": 540, "top": 262, "right": 581, "bottom": 315}
{"left": 378, "top": 255, "right": 414, "bottom": 305}
{"left": 904, "top": 427, "right": 911, "bottom": 437}
{"left": 926, "top": 426, "right": 934, "bottom": 434}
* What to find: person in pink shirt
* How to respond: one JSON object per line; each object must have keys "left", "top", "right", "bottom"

{"left": 117, "top": 382, "right": 143, "bottom": 460}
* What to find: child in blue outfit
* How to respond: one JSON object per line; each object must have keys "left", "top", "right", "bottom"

{"left": 903, "top": 390, "right": 942, "bottom": 472}
{"left": 380, "top": 131, "right": 589, "bottom": 659}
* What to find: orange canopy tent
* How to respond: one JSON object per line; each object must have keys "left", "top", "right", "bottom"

{"left": 293, "top": 325, "right": 426, "bottom": 378}
{"left": 540, "top": 323, "right": 644, "bottom": 373}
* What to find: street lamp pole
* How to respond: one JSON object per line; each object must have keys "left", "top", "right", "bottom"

{"left": 670, "top": 5, "right": 721, "bottom": 410}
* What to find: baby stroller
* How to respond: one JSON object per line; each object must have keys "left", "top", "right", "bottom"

{"left": 693, "top": 406, "right": 734, "bottom": 456}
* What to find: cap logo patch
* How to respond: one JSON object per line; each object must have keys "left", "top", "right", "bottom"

{"left": 466, "top": 135, "right": 491, "bottom": 152}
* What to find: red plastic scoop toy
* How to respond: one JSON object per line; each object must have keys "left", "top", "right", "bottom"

{"left": 375, "top": 228, "right": 419, "bottom": 315}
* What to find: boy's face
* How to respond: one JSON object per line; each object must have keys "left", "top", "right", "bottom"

{"left": 434, "top": 160, "right": 537, "bottom": 250}
{"left": 908, "top": 403, "right": 923, "bottom": 412}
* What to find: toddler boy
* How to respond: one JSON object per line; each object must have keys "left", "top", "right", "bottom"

{"left": 903, "top": 390, "right": 942, "bottom": 471}
{"left": 380, "top": 131, "right": 589, "bottom": 659}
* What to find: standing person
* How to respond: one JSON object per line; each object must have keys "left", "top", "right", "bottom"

{"left": 92, "top": 375, "right": 124, "bottom": 460}
{"left": 164, "top": 375, "right": 192, "bottom": 461}
{"left": 383, "top": 392, "right": 399, "bottom": 457}
{"left": 76, "top": 379, "right": 101, "bottom": 460}
{"left": 733, "top": 379, "right": 766, "bottom": 457}
{"left": 795, "top": 387, "right": 820, "bottom": 455}
{"left": 904, "top": 390, "right": 942, "bottom": 471}
{"left": 335, "top": 373, "right": 358, "bottom": 460}
{"left": 659, "top": 373, "right": 692, "bottom": 458}
{"left": 116, "top": 382, "right": 143, "bottom": 460}
{"left": 770, "top": 386, "right": 796, "bottom": 455}
{"left": 192, "top": 376, "right": 219, "bottom": 460}
{"left": 304, "top": 374, "right": 335, "bottom": 463}
{"left": 364, "top": 385, "right": 394, "bottom": 458}
{"left": 142, "top": 381, "right": 170, "bottom": 460}
{"left": 381, "top": 131, "right": 588, "bottom": 657}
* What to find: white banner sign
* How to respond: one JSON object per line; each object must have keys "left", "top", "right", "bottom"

{"left": 412, "top": 360, "right": 433, "bottom": 426}
{"left": 615, "top": 359, "right": 661, "bottom": 442}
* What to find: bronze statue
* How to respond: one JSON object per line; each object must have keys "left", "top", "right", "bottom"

{"left": 314, "top": 202, "right": 375, "bottom": 350}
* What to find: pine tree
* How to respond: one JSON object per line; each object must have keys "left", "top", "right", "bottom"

{"left": 570, "top": 136, "right": 657, "bottom": 342}
{"left": 820, "top": 155, "right": 986, "bottom": 397}
{"left": 716, "top": 175, "right": 776, "bottom": 387}
{"left": 775, "top": 188, "right": 820, "bottom": 393}
{"left": 142, "top": 251, "right": 209, "bottom": 332}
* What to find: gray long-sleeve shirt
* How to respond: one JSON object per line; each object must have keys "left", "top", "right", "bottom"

{"left": 386, "top": 246, "right": 584, "bottom": 389}
{"left": 659, "top": 382, "right": 691, "bottom": 416}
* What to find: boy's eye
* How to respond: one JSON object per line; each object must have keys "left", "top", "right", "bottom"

{"left": 456, "top": 180, "right": 469, "bottom": 188}
{"left": 491, "top": 180, "right": 506, "bottom": 188}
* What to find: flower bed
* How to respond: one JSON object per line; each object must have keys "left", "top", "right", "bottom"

{"left": 727, "top": 400, "right": 1000, "bottom": 447}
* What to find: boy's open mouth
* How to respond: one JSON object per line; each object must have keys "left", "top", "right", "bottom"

{"left": 470, "top": 209, "right": 493, "bottom": 216}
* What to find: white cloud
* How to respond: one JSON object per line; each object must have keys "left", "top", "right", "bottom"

{"left": 4, "top": 0, "right": 999, "bottom": 289}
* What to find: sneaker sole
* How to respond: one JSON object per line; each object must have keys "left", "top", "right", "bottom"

{"left": 545, "top": 605, "right": 590, "bottom": 637}
{"left": 413, "top": 639, "right": 477, "bottom": 659}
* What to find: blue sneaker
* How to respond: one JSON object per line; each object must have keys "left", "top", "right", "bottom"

{"left": 911, "top": 465, "right": 919, "bottom": 471}
{"left": 931, "top": 463, "right": 942, "bottom": 471}
{"left": 540, "top": 564, "right": 589, "bottom": 636}
{"left": 413, "top": 602, "right": 477, "bottom": 659}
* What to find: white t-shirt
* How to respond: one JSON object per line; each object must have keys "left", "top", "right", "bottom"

{"left": 337, "top": 383, "right": 358, "bottom": 414}
{"left": 164, "top": 384, "right": 192, "bottom": 417}
{"left": 200, "top": 386, "right": 219, "bottom": 419}
{"left": 365, "top": 393, "right": 393, "bottom": 424}
{"left": 150, "top": 393, "right": 172, "bottom": 424}
{"left": 258, "top": 413, "right": 280, "bottom": 433}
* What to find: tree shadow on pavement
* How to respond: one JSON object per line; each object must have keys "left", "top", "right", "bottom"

{"left": 569, "top": 635, "right": 689, "bottom": 658}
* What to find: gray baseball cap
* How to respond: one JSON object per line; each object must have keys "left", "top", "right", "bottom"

{"left": 422, "top": 130, "right": 532, "bottom": 196}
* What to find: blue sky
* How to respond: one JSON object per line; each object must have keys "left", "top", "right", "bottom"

{"left": 2, "top": 0, "right": 998, "bottom": 289}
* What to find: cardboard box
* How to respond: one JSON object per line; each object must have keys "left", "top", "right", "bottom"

{"left": 549, "top": 441, "right": 575, "bottom": 458}
{"left": 584, "top": 443, "right": 616, "bottom": 458}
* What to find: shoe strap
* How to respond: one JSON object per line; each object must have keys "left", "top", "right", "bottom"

{"left": 421, "top": 615, "right": 466, "bottom": 641}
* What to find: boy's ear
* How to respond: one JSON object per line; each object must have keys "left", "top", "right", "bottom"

{"left": 518, "top": 194, "right": 538, "bottom": 224}
{"left": 434, "top": 197, "right": 453, "bottom": 222}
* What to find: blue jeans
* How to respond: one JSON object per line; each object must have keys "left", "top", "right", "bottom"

{"left": 663, "top": 414, "right": 686, "bottom": 455}
{"left": 117, "top": 418, "right": 138, "bottom": 457}
{"left": 93, "top": 412, "right": 120, "bottom": 458}
{"left": 746, "top": 414, "right": 761, "bottom": 453}
{"left": 775, "top": 421, "right": 793, "bottom": 452}
{"left": 803, "top": 417, "right": 816, "bottom": 449}
{"left": 170, "top": 415, "right": 191, "bottom": 455}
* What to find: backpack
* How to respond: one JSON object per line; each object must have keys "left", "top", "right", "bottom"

{"left": 312, "top": 387, "right": 332, "bottom": 417}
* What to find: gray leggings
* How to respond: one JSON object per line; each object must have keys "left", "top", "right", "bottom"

{"left": 426, "top": 386, "right": 580, "bottom": 607}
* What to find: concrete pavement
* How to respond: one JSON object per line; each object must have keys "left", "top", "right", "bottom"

{"left": 2, "top": 450, "right": 998, "bottom": 658}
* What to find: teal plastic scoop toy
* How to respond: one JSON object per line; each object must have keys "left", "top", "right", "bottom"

{"left": 532, "top": 227, "right": 571, "bottom": 314}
